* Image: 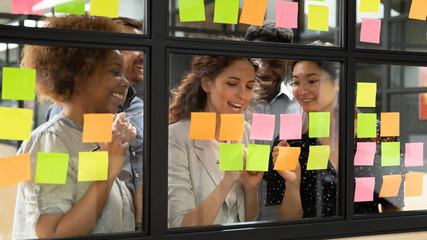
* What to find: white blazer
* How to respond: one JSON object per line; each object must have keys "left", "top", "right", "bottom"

{"left": 168, "top": 119, "right": 252, "bottom": 228}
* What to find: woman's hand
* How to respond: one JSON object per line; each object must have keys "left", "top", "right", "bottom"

{"left": 241, "top": 146, "right": 263, "bottom": 190}
{"left": 272, "top": 140, "right": 301, "bottom": 188}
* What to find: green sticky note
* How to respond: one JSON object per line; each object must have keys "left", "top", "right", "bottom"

{"left": 356, "top": 82, "right": 377, "bottom": 107}
{"left": 309, "top": 112, "right": 330, "bottom": 138}
{"left": 246, "top": 144, "right": 270, "bottom": 171}
{"left": 89, "top": 0, "right": 119, "bottom": 18}
{"left": 35, "top": 152, "right": 69, "bottom": 184}
{"left": 2, "top": 67, "right": 35, "bottom": 101}
{"left": 219, "top": 143, "right": 243, "bottom": 171}
{"left": 381, "top": 142, "right": 400, "bottom": 166}
{"left": 213, "top": 0, "right": 239, "bottom": 24}
{"left": 0, "top": 107, "right": 33, "bottom": 141}
{"left": 307, "top": 5, "right": 329, "bottom": 32}
{"left": 307, "top": 145, "right": 330, "bottom": 170}
{"left": 359, "top": 0, "right": 380, "bottom": 13}
{"left": 55, "top": 0, "right": 85, "bottom": 15}
{"left": 78, "top": 151, "right": 109, "bottom": 181}
{"left": 178, "top": 0, "right": 205, "bottom": 22}
{"left": 357, "top": 113, "right": 377, "bottom": 138}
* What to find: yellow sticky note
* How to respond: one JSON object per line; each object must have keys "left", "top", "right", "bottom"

{"left": 218, "top": 114, "right": 245, "bottom": 141}
{"left": 379, "top": 174, "right": 402, "bottom": 197}
{"left": 307, "top": 5, "right": 329, "bottom": 32}
{"left": 0, "top": 107, "right": 33, "bottom": 141}
{"left": 239, "top": 0, "right": 267, "bottom": 26}
{"left": 2, "top": 67, "right": 36, "bottom": 101}
{"left": 35, "top": 152, "right": 69, "bottom": 184}
{"left": 89, "top": 0, "right": 119, "bottom": 18}
{"left": 356, "top": 82, "right": 377, "bottom": 107}
{"left": 274, "top": 147, "right": 301, "bottom": 171}
{"left": 189, "top": 112, "right": 216, "bottom": 140}
{"left": 78, "top": 151, "right": 108, "bottom": 181}
{"left": 307, "top": 145, "right": 330, "bottom": 170}
{"left": 409, "top": 0, "right": 427, "bottom": 20}
{"left": 82, "top": 113, "right": 113, "bottom": 143}
{"left": 0, "top": 153, "right": 31, "bottom": 188}
{"left": 380, "top": 112, "right": 400, "bottom": 137}
{"left": 359, "top": 0, "right": 381, "bottom": 13}
{"left": 405, "top": 173, "right": 423, "bottom": 197}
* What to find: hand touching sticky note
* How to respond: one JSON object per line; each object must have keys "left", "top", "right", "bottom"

{"left": 219, "top": 143, "right": 243, "bottom": 171}
{"left": 2, "top": 67, "right": 36, "bottom": 101}
{"left": 307, "top": 5, "right": 329, "bottom": 32}
{"left": 274, "top": 146, "right": 301, "bottom": 171}
{"left": 89, "top": 0, "right": 119, "bottom": 18}
{"left": 249, "top": 113, "right": 275, "bottom": 141}
{"left": 219, "top": 114, "right": 245, "bottom": 141}
{"left": 280, "top": 114, "right": 302, "bottom": 140}
{"left": 405, "top": 173, "right": 423, "bottom": 197}
{"left": 213, "top": 0, "right": 239, "bottom": 24}
{"left": 356, "top": 82, "right": 377, "bottom": 107}
{"left": 307, "top": 145, "right": 330, "bottom": 170}
{"left": 381, "top": 142, "right": 400, "bottom": 166}
{"left": 0, "top": 153, "right": 31, "bottom": 188}
{"left": 239, "top": 0, "right": 267, "bottom": 26}
{"left": 189, "top": 112, "right": 216, "bottom": 140}
{"left": 82, "top": 113, "right": 113, "bottom": 143}
{"left": 309, "top": 112, "right": 330, "bottom": 138}
{"left": 0, "top": 107, "right": 33, "bottom": 141}
{"left": 78, "top": 151, "right": 109, "bottom": 181}
{"left": 379, "top": 174, "right": 402, "bottom": 197}
{"left": 178, "top": 0, "right": 206, "bottom": 22}
{"left": 246, "top": 144, "right": 270, "bottom": 171}
{"left": 357, "top": 113, "right": 377, "bottom": 138}
{"left": 381, "top": 112, "right": 400, "bottom": 137}
{"left": 35, "top": 152, "right": 69, "bottom": 184}
{"left": 354, "top": 177, "right": 375, "bottom": 202}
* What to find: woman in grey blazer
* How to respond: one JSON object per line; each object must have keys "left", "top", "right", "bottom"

{"left": 168, "top": 55, "right": 263, "bottom": 228}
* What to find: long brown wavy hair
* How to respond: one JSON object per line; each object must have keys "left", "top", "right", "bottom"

{"left": 169, "top": 55, "right": 258, "bottom": 124}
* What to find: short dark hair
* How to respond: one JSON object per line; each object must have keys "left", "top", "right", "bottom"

{"left": 245, "top": 20, "right": 293, "bottom": 43}
{"left": 115, "top": 17, "right": 143, "bottom": 31}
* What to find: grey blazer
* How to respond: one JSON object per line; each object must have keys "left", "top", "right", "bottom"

{"left": 168, "top": 119, "right": 252, "bottom": 227}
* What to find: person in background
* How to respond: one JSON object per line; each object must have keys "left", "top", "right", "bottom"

{"left": 168, "top": 55, "right": 263, "bottom": 227}
{"left": 13, "top": 15, "right": 138, "bottom": 239}
{"left": 244, "top": 20, "right": 299, "bottom": 221}
{"left": 267, "top": 40, "right": 406, "bottom": 219}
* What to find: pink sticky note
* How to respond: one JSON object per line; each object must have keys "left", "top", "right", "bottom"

{"left": 360, "top": 18, "right": 381, "bottom": 44}
{"left": 354, "top": 177, "right": 375, "bottom": 202}
{"left": 250, "top": 113, "right": 275, "bottom": 141}
{"left": 280, "top": 114, "right": 302, "bottom": 140}
{"left": 11, "top": 0, "right": 43, "bottom": 15}
{"left": 276, "top": 1, "right": 298, "bottom": 29}
{"left": 354, "top": 142, "right": 376, "bottom": 166}
{"left": 405, "top": 143, "right": 424, "bottom": 167}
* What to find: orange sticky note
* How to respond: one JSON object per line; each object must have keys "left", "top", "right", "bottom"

{"left": 405, "top": 173, "right": 423, "bottom": 197}
{"left": 380, "top": 112, "right": 400, "bottom": 137}
{"left": 82, "top": 113, "right": 113, "bottom": 143}
{"left": 409, "top": 0, "right": 427, "bottom": 20}
{"left": 274, "top": 147, "right": 301, "bottom": 171}
{"left": 218, "top": 114, "right": 245, "bottom": 141}
{"left": 379, "top": 174, "right": 402, "bottom": 197}
{"left": 239, "top": 0, "right": 267, "bottom": 26}
{"left": 0, "top": 153, "right": 31, "bottom": 188}
{"left": 189, "top": 112, "right": 216, "bottom": 140}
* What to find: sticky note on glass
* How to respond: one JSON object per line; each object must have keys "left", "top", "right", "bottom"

{"left": 280, "top": 114, "right": 302, "bottom": 140}
{"left": 359, "top": 0, "right": 380, "bottom": 13}
{"left": 219, "top": 114, "right": 245, "bottom": 141}
{"left": 35, "top": 152, "right": 69, "bottom": 184}
{"left": 213, "top": 0, "right": 239, "bottom": 24}
{"left": 189, "top": 112, "right": 216, "bottom": 140}
{"left": 11, "top": 0, "right": 44, "bottom": 15}
{"left": 381, "top": 112, "right": 400, "bottom": 137}
{"left": 379, "top": 174, "right": 402, "bottom": 197}
{"left": 89, "top": 0, "right": 119, "bottom": 18}
{"left": 356, "top": 82, "right": 377, "bottom": 107}
{"left": 381, "top": 142, "right": 400, "bottom": 166}
{"left": 82, "top": 113, "right": 113, "bottom": 143}
{"left": 55, "top": 0, "right": 85, "bottom": 15}
{"left": 219, "top": 143, "right": 243, "bottom": 171}
{"left": 307, "top": 5, "right": 329, "bottom": 32}
{"left": 0, "top": 153, "right": 31, "bottom": 188}
{"left": 405, "top": 173, "right": 423, "bottom": 197}
{"left": 360, "top": 18, "right": 381, "bottom": 44}
{"left": 405, "top": 142, "right": 424, "bottom": 167}
{"left": 409, "top": 0, "right": 427, "bottom": 20}
{"left": 2, "top": 67, "right": 35, "bottom": 101}
{"left": 249, "top": 113, "right": 275, "bottom": 141}
{"left": 0, "top": 107, "right": 33, "bottom": 141}
{"left": 239, "top": 0, "right": 267, "bottom": 26}
{"left": 274, "top": 147, "right": 301, "bottom": 171}
{"left": 354, "top": 142, "right": 376, "bottom": 166}
{"left": 309, "top": 112, "right": 330, "bottom": 138}
{"left": 307, "top": 145, "right": 330, "bottom": 170}
{"left": 246, "top": 144, "right": 270, "bottom": 171}
{"left": 78, "top": 151, "right": 108, "bottom": 181}
{"left": 178, "top": 0, "right": 205, "bottom": 22}
{"left": 354, "top": 177, "right": 375, "bottom": 202}
{"left": 276, "top": 1, "right": 298, "bottom": 28}
{"left": 357, "top": 113, "right": 377, "bottom": 138}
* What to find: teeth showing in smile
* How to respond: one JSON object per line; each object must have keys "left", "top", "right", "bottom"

{"left": 302, "top": 98, "right": 315, "bottom": 103}
{"left": 112, "top": 93, "right": 124, "bottom": 100}
{"left": 229, "top": 102, "right": 242, "bottom": 110}
{"left": 136, "top": 65, "right": 143, "bottom": 69}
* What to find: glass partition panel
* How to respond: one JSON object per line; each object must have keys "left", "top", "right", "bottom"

{"left": 169, "top": 0, "right": 341, "bottom": 46}
{"left": 168, "top": 53, "right": 342, "bottom": 228}
{"left": 355, "top": 63, "right": 427, "bottom": 215}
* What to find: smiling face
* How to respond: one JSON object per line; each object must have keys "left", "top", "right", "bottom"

{"left": 202, "top": 59, "right": 256, "bottom": 115}
{"left": 291, "top": 61, "right": 338, "bottom": 113}
{"left": 122, "top": 27, "right": 144, "bottom": 84}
